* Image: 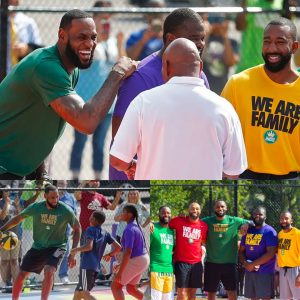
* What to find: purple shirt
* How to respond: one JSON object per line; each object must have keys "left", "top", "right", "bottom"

{"left": 110, "top": 51, "right": 210, "bottom": 179}
{"left": 121, "top": 220, "right": 147, "bottom": 258}
{"left": 241, "top": 224, "right": 278, "bottom": 274}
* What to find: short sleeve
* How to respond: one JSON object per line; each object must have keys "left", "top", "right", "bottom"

{"left": 110, "top": 97, "right": 142, "bottom": 163}
{"left": 221, "top": 76, "right": 236, "bottom": 107}
{"left": 123, "top": 227, "right": 135, "bottom": 249}
{"left": 85, "top": 226, "right": 95, "bottom": 240}
{"left": 113, "top": 72, "right": 148, "bottom": 117}
{"left": 106, "top": 232, "right": 115, "bottom": 245}
{"left": 20, "top": 202, "right": 37, "bottom": 218}
{"left": 33, "top": 60, "right": 78, "bottom": 106}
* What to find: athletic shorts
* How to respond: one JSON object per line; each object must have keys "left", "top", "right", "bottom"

{"left": 204, "top": 262, "right": 237, "bottom": 292}
{"left": 279, "top": 267, "right": 300, "bottom": 300}
{"left": 75, "top": 269, "right": 98, "bottom": 291}
{"left": 244, "top": 272, "right": 274, "bottom": 299}
{"left": 21, "top": 247, "right": 66, "bottom": 274}
{"left": 120, "top": 254, "right": 150, "bottom": 286}
{"left": 150, "top": 272, "right": 174, "bottom": 300}
{"left": 174, "top": 261, "right": 203, "bottom": 289}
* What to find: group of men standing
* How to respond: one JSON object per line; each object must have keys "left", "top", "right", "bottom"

{"left": 150, "top": 201, "right": 300, "bottom": 300}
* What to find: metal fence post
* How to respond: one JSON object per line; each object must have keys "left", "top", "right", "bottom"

{"left": 234, "top": 181, "right": 238, "bottom": 216}
{"left": 0, "top": 0, "right": 8, "bottom": 81}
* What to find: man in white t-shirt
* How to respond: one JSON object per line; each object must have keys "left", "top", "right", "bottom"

{"left": 110, "top": 38, "right": 247, "bottom": 179}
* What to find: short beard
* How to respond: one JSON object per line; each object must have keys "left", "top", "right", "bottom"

{"left": 280, "top": 224, "right": 291, "bottom": 230}
{"left": 47, "top": 200, "right": 58, "bottom": 209}
{"left": 65, "top": 41, "right": 93, "bottom": 69}
{"left": 189, "top": 212, "right": 199, "bottom": 220}
{"left": 252, "top": 217, "right": 265, "bottom": 226}
{"left": 262, "top": 52, "right": 291, "bottom": 73}
{"left": 215, "top": 211, "right": 225, "bottom": 218}
{"left": 159, "top": 216, "right": 170, "bottom": 225}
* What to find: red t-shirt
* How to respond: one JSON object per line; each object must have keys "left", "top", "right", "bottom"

{"left": 169, "top": 216, "right": 208, "bottom": 264}
{"left": 79, "top": 192, "right": 110, "bottom": 230}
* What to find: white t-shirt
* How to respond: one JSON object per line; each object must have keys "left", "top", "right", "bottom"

{"left": 110, "top": 76, "right": 247, "bottom": 179}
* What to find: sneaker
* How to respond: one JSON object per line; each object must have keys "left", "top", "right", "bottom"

{"left": 60, "top": 277, "right": 70, "bottom": 284}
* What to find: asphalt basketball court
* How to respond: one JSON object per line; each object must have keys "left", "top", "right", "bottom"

{"left": 0, "top": 285, "right": 137, "bottom": 299}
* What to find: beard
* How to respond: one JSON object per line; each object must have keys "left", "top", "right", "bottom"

{"left": 262, "top": 52, "right": 292, "bottom": 73}
{"left": 215, "top": 211, "right": 225, "bottom": 218}
{"left": 252, "top": 217, "right": 265, "bottom": 226}
{"left": 46, "top": 200, "right": 58, "bottom": 209}
{"left": 65, "top": 40, "right": 93, "bottom": 69}
{"left": 189, "top": 212, "right": 199, "bottom": 220}
{"left": 159, "top": 216, "right": 170, "bottom": 225}
{"left": 280, "top": 223, "right": 291, "bottom": 230}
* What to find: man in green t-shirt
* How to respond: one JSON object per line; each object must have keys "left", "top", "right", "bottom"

{"left": 0, "top": 9, "right": 137, "bottom": 179}
{"left": 150, "top": 205, "right": 174, "bottom": 300}
{"left": 202, "top": 200, "right": 248, "bottom": 300}
{"left": 0, "top": 184, "right": 81, "bottom": 300}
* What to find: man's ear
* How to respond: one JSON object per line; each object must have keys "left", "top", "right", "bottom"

{"left": 292, "top": 40, "right": 299, "bottom": 54}
{"left": 165, "top": 32, "right": 176, "bottom": 47}
{"left": 58, "top": 28, "right": 66, "bottom": 42}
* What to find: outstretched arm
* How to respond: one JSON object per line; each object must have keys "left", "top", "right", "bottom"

{"left": 0, "top": 214, "right": 25, "bottom": 233}
{"left": 50, "top": 57, "right": 138, "bottom": 134}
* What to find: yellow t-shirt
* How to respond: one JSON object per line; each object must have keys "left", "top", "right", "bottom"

{"left": 221, "top": 65, "right": 300, "bottom": 174}
{"left": 277, "top": 227, "right": 300, "bottom": 267}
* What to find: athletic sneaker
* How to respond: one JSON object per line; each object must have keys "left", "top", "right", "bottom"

{"left": 60, "top": 277, "right": 70, "bottom": 284}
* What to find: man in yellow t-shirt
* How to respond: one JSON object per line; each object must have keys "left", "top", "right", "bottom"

{"left": 278, "top": 211, "right": 300, "bottom": 299}
{"left": 222, "top": 17, "right": 300, "bottom": 179}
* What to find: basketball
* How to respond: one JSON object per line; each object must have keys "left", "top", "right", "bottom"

{"left": 0, "top": 231, "right": 19, "bottom": 251}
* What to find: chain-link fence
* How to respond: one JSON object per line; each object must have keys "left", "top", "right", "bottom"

{"left": 0, "top": 180, "right": 150, "bottom": 292}
{"left": 150, "top": 180, "right": 300, "bottom": 231}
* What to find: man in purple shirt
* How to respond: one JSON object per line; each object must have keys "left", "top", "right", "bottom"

{"left": 110, "top": 7, "right": 210, "bottom": 179}
{"left": 239, "top": 206, "right": 278, "bottom": 300}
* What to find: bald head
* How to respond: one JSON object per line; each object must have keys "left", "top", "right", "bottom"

{"left": 162, "top": 38, "right": 202, "bottom": 82}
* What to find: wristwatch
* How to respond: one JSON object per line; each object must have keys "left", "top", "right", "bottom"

{"left": 112, "top": 64, "right": 126, "bottom": 78}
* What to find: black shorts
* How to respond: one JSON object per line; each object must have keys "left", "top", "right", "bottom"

{"left": 239, "top": 169, "right": 298, "bottom": 180}
{"left": 21, "top": 247, "right": 66, "bottom": 274}
{"left": 174, "top": 261, "right": 203, "bottom": 289}
{"left": 204, "top": 262, "right": 237, "bottom": 292}
{"left": 76, "top": 269, "right": 98, "bottom": 291}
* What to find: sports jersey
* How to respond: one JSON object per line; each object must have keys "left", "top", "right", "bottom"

{"left": 169, "top": 216, "right": 208, "bottom": 264}
{"left": 79, "top": 192, "right": 110, "bottom": 231}
{"left": 20, "top": 201, "right": 76, "bottom": 250}
{"left": 278, "top": 227, "right": 300, "bottom": 267}
{"left": 202, "top": 215, "right": 247, "bottom": 263}
{"left": 150, "top": 223, "right": 174, "bottom": 273}
{"left": 0, "top": 45, "right": 79, "bottom": 176}
{"left": 81, "top": 225, "right": 115, "bottom": 272}
{"left": 222, "top": 65, "right": 300, "bottom": 175}
{"left": 240, "top": 224, "right": 278, "bottom": 273}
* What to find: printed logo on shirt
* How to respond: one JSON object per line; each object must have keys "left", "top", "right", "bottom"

{"left": 251, "top": 97, "right": 300, "bottom": 136}
{"left": 278, "top": 238, "right": 291, "bottom": 250}
{"left": 182, "top": 226, "right": 201, "bottom": 241}
{"left": 41, "top": 214, "right": 57, "bottom": 225}
{"left": 159, "top": 233, "right": 174, "bottom": 246}
{"left": 264, "top": 130, "right": 278, "bottom": 144}
{"left": 213, "top": 224, "right": 229, "bottom": 233}
{"left": 87, "top": 200, "right": 104, "bottom": 211}
{"left": 245, "top": 233, "right": 263, "bottom": 246}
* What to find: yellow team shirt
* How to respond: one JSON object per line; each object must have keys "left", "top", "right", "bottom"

{"left": 221, "top": 65, "right": 300, "bottom": 175}
{"left": 278, "top": 227, "right": 300, "bottom": 267}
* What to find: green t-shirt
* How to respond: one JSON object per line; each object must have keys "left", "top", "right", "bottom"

{"left": 235, "top": 0, "right": 283, "bottom": 73}
{"left": 202, "top": 215, "right": 247, "bottom": 264}
{"left": 20, "top": 200, "right": 76, "bottom": 250}
{"left": 150, "top": 223, "right": 174, "bottom": 273}
{"left": 0, "top": 45, "right": 79, "bottom": 176}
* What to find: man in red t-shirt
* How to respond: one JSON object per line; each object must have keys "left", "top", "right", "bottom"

{"left": 169, "top": 202, "right": 208, "bottom": 300}
{"left": 74, "top": 180, "right": 121, "bottom": 241}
